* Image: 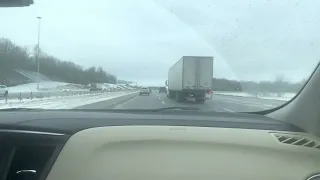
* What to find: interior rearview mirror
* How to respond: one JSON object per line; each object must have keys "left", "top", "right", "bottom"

{"left": 0, "top": 0, "right": 33, "bottom": 7}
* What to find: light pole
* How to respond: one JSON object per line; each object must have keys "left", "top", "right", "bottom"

{"left": 36, "top": 16, "right": 41, "bottom": 89}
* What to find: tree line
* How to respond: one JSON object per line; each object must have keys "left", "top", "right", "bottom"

{"left": 0, "top": 38, "right": 117, "bottom": 86}
{"left": 212, "top": 76, "right": 305, "bottom": 93}
{"left": 0, "top": 38, "right": 305, "bottom": 93}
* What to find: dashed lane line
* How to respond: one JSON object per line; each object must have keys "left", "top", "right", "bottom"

{"left": 114, "top": 96, "right": 138, "bottom": 108}
{"left": 223, "top": 108, "right": 234, "bottom": 112}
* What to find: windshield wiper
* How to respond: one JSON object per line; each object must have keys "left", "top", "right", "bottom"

{"left": 68, "top": 107, "right": 202, "bottom": 112}
{"left": 150, "top": 107, "right": 201, "bottom": 112}
{"left": 2, "top": 107, "right": 201, "bottom": 113}
{"left": 0, "top": 108, "right": 43, "bottom": 111}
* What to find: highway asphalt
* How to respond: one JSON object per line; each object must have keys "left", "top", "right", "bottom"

{"left": 77, "top": 91, "right": 287, "bottom": 112}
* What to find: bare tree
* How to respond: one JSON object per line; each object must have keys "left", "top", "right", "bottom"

{"left": 0, "top": 38, "right": 117, "bottom": 86}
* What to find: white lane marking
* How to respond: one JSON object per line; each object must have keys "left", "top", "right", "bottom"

{"left": 223, "top": 108, "right": 234, "bottom": 112}
{"left": 156, "top": 94, "right": 161, "bottom": 100}
{"left": 116, "top": 96, "right": 138, "bottom": 107}
{"left": 153, "top": 93, "right": 165, "bottom": 105}
{"left": 262, "top": 104, "right": 277, "bottom": 107}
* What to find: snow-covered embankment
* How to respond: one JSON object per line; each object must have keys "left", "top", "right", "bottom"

{"left": 0, "top": 91, "right": 138, "bottom": 109}
{"left": 214, "top": 91, "right": 296, "bottom": 101}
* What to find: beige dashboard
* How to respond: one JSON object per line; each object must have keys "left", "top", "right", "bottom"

{"left": 45, "top": 126, "right": 320, "bottom": 180}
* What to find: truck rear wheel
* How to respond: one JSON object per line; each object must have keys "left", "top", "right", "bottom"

{"left": 175, "top": 92, "right": 183, "bottom": 102}
{"left": 167, "top": 90, "right": 173, "bottom": 99}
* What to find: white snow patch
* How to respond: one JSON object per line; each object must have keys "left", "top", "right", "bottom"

{"left": 214, "top": 91, "right": 296, "bottom": 101}
{"left": 213, "top": 91, "right": 255, "bottom": 97}
{"left": 8, "top": 81, "right": 68, "bottom": 93}
{"left": 0, "top": 91, "right": 137, "bottom": 109}
{"left": 257, "top": 92, "right": 296, "bottom": 101}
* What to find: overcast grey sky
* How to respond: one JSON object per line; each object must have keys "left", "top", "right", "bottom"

{"left": 0, "top": 0, "right": 319, "bottom": 86}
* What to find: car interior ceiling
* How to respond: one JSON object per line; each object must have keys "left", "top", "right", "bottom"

{"left": 268, "top": 61, "right": 320, "bottom": 137}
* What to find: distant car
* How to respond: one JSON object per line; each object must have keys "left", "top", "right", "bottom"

{"left": 159, "top": 87, "right": 166, "bottom": 93}
{"left": 139, "top": 87, "right": 150, "bottom": 96}
{"left": 62, "top": 89, "right": 70, "bottom": 92}
{"left": 0, "top": 85, "right": 8, "bottom": 97}
{"left": 89, "top": 87, "right": 100, "bottom": 91}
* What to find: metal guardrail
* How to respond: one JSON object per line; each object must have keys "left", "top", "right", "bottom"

{"left": 1, "top": 89, "right": 136, "bottom": 103}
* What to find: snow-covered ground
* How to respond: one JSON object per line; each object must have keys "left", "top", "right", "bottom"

{"left": 214, "top": 92, "right": 254, "bottom": 97}
{"left": 0, "top": 91, "right": 137, "bottom": 109}
{"left": 214, "top": 91, "right": 296, "bottom": 101}
{"left": 8, "top": 81, "right": 132, "bottom": 93}
{"left": 257, "top": 92, "right": 296, "bottom": 101}
{"left": 8, "top": 81, "right": 68, "bottom": 93}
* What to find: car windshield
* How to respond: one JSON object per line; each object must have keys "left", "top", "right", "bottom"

{"left": 0, "top": 0, "right": 318, "bottom": 112}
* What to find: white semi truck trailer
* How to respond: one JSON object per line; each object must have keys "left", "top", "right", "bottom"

{"left": 166, "top": 56, "right": 213, "bottom": 103}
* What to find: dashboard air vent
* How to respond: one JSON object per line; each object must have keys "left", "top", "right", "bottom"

{"left": 0, "top": 130, "right": 67, "bottom": 180}
{"left": 272, "top": 133, "right": 320, "bottom": 150}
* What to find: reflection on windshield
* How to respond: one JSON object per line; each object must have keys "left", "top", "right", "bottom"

{"left": 0, "top": 0, "right": 318, "bottom": 112}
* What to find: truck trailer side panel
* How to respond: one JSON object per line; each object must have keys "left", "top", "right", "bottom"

{"left": 168, "top": 58, "right": 183, "bottom": 91}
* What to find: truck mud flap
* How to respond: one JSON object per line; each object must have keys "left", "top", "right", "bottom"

{"left": 205, "top": 90, "right": 213, "bottom": 99}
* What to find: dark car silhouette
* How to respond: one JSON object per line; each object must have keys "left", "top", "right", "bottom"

{"left": 159, "top": 87, "right": 166, "bottom": 93}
